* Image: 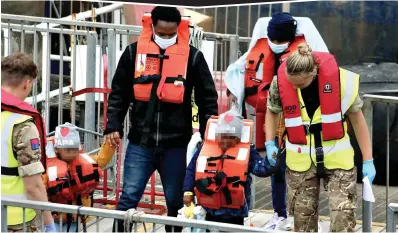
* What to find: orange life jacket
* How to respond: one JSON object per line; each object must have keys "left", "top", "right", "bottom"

{"left": 194, "top": 116, "right": 254, "bottom": 210}
{"left": 277, "top": 52, "right": 344, "bottom": 144}
{"left": 69, "top": 153, "right": 102, "bottom": 196}
{"left": 244, "top": 36, "right": 306, "bottom": 112}
{"left": 45, "top": 137, "right": 75, "bottom": 204}
{"left": 45, "top": 138, "right": 102, "bottom": 203}
{"left": 134, "top": 13, "right": 190, "bottom": 104}
{"left": 52, "top": 195, "right": 92, "bottom": 225}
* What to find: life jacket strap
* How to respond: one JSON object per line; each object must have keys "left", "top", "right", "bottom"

{"left": 1, "top": 166, "right": 18, "bottom": 176}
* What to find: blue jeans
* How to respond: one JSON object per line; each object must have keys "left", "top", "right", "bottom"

{"left": 55, "top": 222, "right": 77, "bottom": 232}
{"left": 270, "top": 137, "right": 287, "bottom": 218}
{"left": 114, "top": 143, "right": 187, "bottom": 232}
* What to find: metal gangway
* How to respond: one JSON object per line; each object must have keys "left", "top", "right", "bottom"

{"left": 1, "top": 3, "right": 397, "bottom": 232}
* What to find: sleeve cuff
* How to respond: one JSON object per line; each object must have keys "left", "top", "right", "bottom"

{"left": 18, "top": 162, "right": 45, "bottom": 177}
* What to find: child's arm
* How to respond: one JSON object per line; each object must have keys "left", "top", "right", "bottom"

{"left": 182, "top": 145, "right": 201, "bottom": 192}
{"left": 248, "top": 146, "right": 272, "bottom": 177}
{"left": 90, "top": 142, "right": 117, "bottom": 169}
{"left": 182, "top": 145, "right": 202, "bottom": 206}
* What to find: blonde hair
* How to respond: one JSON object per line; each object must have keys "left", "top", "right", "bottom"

{"left": 286, "top": 43, "right": 317, "bottom": 76}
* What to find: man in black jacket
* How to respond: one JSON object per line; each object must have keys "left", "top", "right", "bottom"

{"left": 104, "top": 6, "right": 218, "bottom": 232}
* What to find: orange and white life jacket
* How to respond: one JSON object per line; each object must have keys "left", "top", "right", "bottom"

{"left": 194, "top": 116, "right": 254, "bottom": 210}
{"left": 45, "top": 138, "right": 74, "bottom": 204}
{"left": 133, "top": 13, "right": 190, "bottom": 104}
{"left": 244, "top": 36, "right": 306, "bottom": 112}
{"left": 277, "top": 52, "right": 344, "bottom": 145}
{"left": 69, "top": 153, "right": 102, "bottom": 196}
{"left": 45, "top": 138, "right": 102, "bottom": 203}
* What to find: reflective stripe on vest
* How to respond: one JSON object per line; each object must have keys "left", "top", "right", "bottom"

{"left": 1, "top": 111, "right": 37, "bottom": 225}
{"left": 285, "top": 68, "right": 360, "bottom": 172}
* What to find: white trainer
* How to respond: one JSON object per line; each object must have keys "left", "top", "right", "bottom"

{"left": 318, "top": 220, "right": 323, "bottom": 233}
{"left": 263, "top": 213, "right": 292, "bottom": 231}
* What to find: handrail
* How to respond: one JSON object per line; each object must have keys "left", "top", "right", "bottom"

{"left": 1, "top": 14, "right": 247, "bottom": 40}
{"left": 386, "top": 203, "right": 398, "bottom": 232}
{"left": 0, "top": 198, "right": 276, "bottom": 232}
{"left": 1, "top": 13, "right": 143, "bottom": 32}
{"left": 362, "top": 94, "right": 397, "bottom": 232}
{"left": 363, "top": 94, "right": 398, "bottom": 104}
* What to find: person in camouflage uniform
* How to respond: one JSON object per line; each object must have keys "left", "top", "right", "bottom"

{"left": 264, "top": 44, "right": 376, "bottom": 232}
{"left": 1, "top": 53, "right": 56, "bottom": 232}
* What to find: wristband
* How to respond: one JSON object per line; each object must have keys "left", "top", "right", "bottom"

{"left": 184, "top": 191, "right": 194, "bottom": 196}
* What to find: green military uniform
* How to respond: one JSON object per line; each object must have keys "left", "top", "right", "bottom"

{"left": 267, "top": 76, "right": 363, "bottom": 232}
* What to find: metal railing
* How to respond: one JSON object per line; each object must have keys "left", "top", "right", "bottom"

{"left": 362, "top": 94, "right": 398, "bottom": 231}
{"left": 3, "top": 13, "right": 398, "bottom": 229}
{"left": 0, "top": 13, "right": 251, "bottom": 214}
{"left": 387, "top": 203, "right": 398, "bottom": 232}
{"left": 0, "top": 198, "right": 279, "bottom": 232}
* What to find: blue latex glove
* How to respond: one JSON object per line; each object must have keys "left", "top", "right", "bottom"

{"left": 265, "top": 140, "right": 278, "bottom": 166}
{"left": 45, "top": 222, "right": 56, "bottom": 232}
{"left": 362, "top": 159, "right": 376, "bottom": 184}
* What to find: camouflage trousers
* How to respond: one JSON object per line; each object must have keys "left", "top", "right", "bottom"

{"left": 7, "top": 216, "right": 42, "bottom": 232}
{"left": 286, "top": 164, "right": 357, "bottom": 232}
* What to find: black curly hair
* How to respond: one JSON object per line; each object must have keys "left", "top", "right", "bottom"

{"left": 151, "top": 6, "right": 181, "bottom": 26}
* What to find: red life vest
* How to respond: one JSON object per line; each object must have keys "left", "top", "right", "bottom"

{"left": 134, "top": 13, "right": 190, "bottom": 104}
{"left": 244, "top": 36, "right": 306, "bottom": 112}
{"left": 277, "top": 52, "right": 344, "bottom": 145}
{"left": 194, "top": 116, "right": 253, "bottom": 210}
{"left": 1, "top": 89, "right": 47, "bottom": 168}
{"left": 69, "top": 153, "right": 102, "bottom": 196}
{"left": 45, "top": 138, "right": 75, "bottom": 204}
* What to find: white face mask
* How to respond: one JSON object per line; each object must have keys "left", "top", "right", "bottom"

{"left": 152, "top": 26, "right": 177, "bottom": 50}
{"left": 268, "top": 40, "right": 289, "bottom": 54}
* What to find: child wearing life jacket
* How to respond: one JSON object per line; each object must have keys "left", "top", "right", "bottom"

{"left": 42, "top": 123, "right": 116, "bottom": 232}
{"left": 182, "top": 109, "right": 278, "bottom": 227}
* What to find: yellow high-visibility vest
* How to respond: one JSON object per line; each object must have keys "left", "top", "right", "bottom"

{"left": 285, "top": 68, "right": 360, "bottom": 172}
{"left": 1, "top": 111, "right": 37, "bottom": 225}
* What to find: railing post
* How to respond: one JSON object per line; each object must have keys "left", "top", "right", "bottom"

{"left": 84, "top": 31, "right": 97, "bottom": 152}
{"left": 107, "top": 29, "right": 117, "bottom": 86}
{"left": 362, "top": 98, "right": 373, "bottom": 232}
{"left": 386, "top": 204, "right": 397, "bottom": 233}
{"left": 228, "top": 35, "right": 239, "bottom": 66}
{"left": 71, "top": 26, "right": 77, "bottom": 125}
{"left": 1, "top": 204, "right": 7, "bottom": 232}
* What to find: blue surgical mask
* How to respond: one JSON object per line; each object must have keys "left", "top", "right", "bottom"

{"left": 268, "top": 40, "right": 289, "bottom": 54}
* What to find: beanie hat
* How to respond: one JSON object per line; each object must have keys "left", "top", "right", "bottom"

{"left": 267, "top": 12, "right": 297, "bottom": 43}
{"left": 54, "top": 122, "right": 80, "bottom": 149}
{"left": 215, "top": 109, "right": 244, "bottom": 139}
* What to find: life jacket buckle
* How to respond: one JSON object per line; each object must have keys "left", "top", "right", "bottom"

{"left": 304, "top": 124, "right": 311, "bottom": 135}
{"left": 315, "top": 147, "right": 324, "bottom": 162}
{"left": 231, "top": 179, "right": 240, "bottom": 184}
{"left": 56, "top": 177, "right": 68, "bottom": 181}
{"left": 174, "top": 81, "right": 184, "bottom": 86}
